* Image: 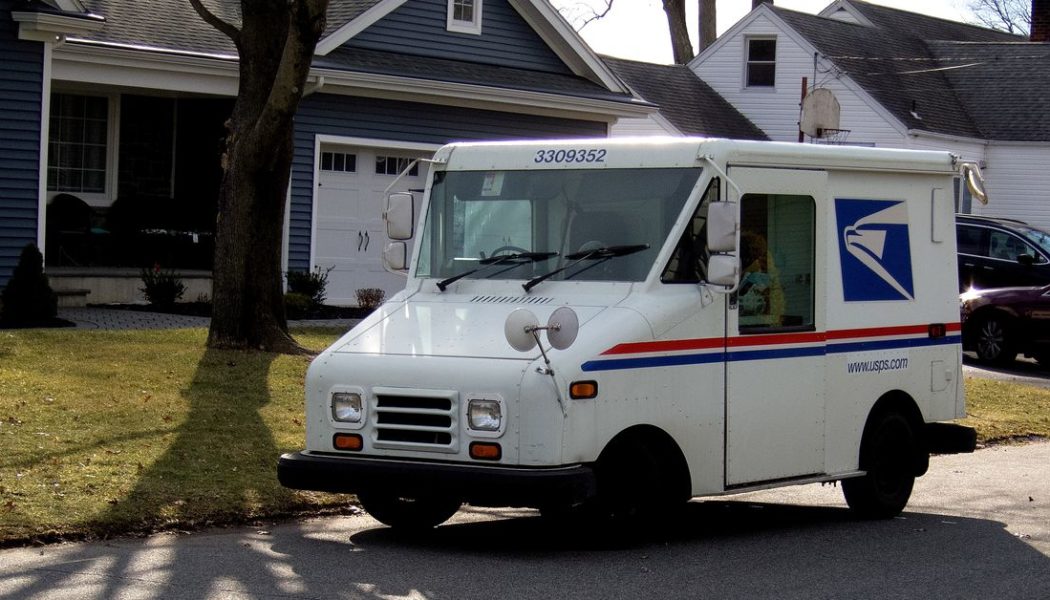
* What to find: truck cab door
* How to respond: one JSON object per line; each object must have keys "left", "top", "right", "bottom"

{"left": 724, "top": 167, "right": 827, "bottom": 487}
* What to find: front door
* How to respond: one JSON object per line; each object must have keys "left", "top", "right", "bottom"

{"left": 724, "top": 167, "right": 827, "bottom": 486}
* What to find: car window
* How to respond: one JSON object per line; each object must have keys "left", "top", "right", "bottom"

{"left": 1017, "top": 226, "right": 1050, "bottom": 262}
{"left": 988, "top": 231, "right": 1040, "bottom": 262}
{"left": 957, "top": 225, "right": 986, "bottom": 256}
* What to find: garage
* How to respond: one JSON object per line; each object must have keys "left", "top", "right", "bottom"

{"left": 313, "top": 143, "right": 431, "bottom": 306}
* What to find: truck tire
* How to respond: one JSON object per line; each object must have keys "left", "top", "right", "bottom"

{"left": 592, "top": 438, "right": 687, "bottom": 526}
{"left": 357, "top": 491, "right": 461, "bottom": 531}
{"left": 842, "top": 410, "right": 917, "bottom": 519}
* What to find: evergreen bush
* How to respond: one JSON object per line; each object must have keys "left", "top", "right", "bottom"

{"left": 0, "top": 244, "right": 58, "bottom": 326}
{"left": 286, "top": 266, "right": 333, "bottom": 309}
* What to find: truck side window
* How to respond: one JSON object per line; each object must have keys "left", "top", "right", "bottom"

{"left": 739, "top": 193, "right": 815, "bottom": 331}
{"left": 661, "top": 178, "right": 719, "bottom": 284}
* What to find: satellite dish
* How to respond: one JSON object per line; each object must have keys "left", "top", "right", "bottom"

{"left": 546, "top": 307, "right": 579, "bottom": 350}
{"left": 800, "top": 88, "right": 841, "bottom": 138}
{"left": 505, "top": 308, "right": 540, "bottom": 352}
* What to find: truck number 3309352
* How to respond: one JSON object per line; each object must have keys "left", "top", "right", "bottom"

{"left": 533, "top": 148, "right": 607, "bottom": 164}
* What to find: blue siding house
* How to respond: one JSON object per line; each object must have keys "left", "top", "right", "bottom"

{"left": 0, "top": 0, "right": 650, "bottom": 304}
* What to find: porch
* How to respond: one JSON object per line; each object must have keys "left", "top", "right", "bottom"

{"left": 48, "top": 267, "right": 212, "bottom": 306}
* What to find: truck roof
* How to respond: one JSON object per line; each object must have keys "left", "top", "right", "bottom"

{"left": 435, "top": 137, "right": 958, "bottom": 175}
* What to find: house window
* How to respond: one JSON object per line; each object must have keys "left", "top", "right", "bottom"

{"left": 447, "top": 0, "right": 482, "bottom": 34}
{"left": 321, "top": 151, "right": 357, "bottom": 173}
{"left": 376, "top": 156, "right": 419, "bottom": 176}
{"left": 48, "top": 93, "right": 109, "bottom": 194}
{"left": 746, "top": 38, "right": 776, "bottom": 88}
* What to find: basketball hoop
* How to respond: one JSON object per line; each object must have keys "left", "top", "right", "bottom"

{"left": 815, "top": 128, "right": 851, "bottom": 144}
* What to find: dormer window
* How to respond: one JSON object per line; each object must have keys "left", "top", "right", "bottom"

{"left": 745, "top": 37, "right": 776, "bottom": 88}
{"left": 447, "top": 0, "right": 482, "bottom": 35}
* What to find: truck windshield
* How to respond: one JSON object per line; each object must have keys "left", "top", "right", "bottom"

{"left": 416, "top": 167, "right": 703, "bottom": 283}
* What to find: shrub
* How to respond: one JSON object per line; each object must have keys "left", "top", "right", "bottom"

{"left": 0, "top": 244, "right": 58, "bottom": 325}
{"left": 140, "top": 264, "right": 186, "bottom": 308}
{"left": 284, "top": 292, "right": 312, "bottom": 319}
{"left": 286, "top": 266, "right": 333, "bottom": 309}
{"left": 356, "top": 287, "right": 385, "bottom": 310}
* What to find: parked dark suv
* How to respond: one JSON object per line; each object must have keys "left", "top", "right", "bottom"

{"left": 956, "top": 214, "right": 1050, "bottom": 290}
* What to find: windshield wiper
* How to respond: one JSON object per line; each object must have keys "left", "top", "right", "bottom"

{"left": 436, "top": 251, "right": 558, "bottom": 291}
{"left": 522, "top": 244, "right": 649, "bottom": 292}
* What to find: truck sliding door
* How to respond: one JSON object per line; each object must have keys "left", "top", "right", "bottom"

{"left": 724, "top": 167, "right": 827, "bottom": 486}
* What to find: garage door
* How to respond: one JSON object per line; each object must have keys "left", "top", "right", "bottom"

{"left": 314, "top": 145, "right": 429, "bottom": 306}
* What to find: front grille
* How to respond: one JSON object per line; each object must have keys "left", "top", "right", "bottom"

{"left": 373, "top": 391, "right": 457, "bottom": 452}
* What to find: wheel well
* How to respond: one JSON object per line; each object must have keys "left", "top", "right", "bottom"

{"left": 598, "top": 425, "right": 691, "bottom": 500}
{"left": 863, "top": 391, "right": 929, "bottom": 476}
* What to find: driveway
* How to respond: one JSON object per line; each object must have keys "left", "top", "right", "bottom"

{"left": 1, "top": 442, "right": 1047, "bottom": 599}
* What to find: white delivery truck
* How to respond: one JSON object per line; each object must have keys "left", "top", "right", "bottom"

{"left": 278, "top": 138, "right": 980, "bottom": 530}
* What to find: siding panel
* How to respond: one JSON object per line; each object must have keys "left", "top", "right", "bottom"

{"left": 288, "top": 93, "right": 607, "bottom": 269}
{"left": 349, "top": 0, "right": 571, "bottom": 74}
{"left": 975, "top": 145, "right": 1050, "bottom": 231}
{"left": 0, "top": 0, "right": 44, "bottom": 287}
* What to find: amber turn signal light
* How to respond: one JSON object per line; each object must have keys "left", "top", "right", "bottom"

{"left": 333, "top": 433, "right": 363, "bottom": 451}
{"left": 469, "top": 442, "right": 501, "bottom": 461}
{"left": 570, "top": 380, "right": 598, "bottom": 399}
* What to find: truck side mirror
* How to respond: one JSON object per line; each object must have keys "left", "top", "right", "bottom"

{"left": 707, "top": 255, "right": 739, "bottom": 287}
{"left": 707, "top": 202, "right": 738, "bottom": 252}
{"left": 383, "top": 241, "right": 408, "bottom": 272}
{"left": 385, "top": 192, "right": 414, "bottom": 240}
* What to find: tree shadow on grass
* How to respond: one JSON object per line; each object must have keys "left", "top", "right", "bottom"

{"left": 85, "top": 347, "right": 295, "bottom": 536}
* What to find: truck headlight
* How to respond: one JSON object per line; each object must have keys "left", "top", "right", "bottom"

{"left": 332, "top": 392, "right": 363, "bottom": 423}
{"left": 468, "top": 398, "right": 502, "bottom": 432}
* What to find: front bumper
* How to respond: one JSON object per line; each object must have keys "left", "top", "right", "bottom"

{"left": 277, "top": 452, "right": 597, "bottom": 508}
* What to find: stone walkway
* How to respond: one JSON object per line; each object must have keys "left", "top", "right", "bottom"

{"left": 57, "top": 307, "right": 358, "bottom": 331}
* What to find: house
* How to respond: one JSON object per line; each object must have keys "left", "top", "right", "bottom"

{"left": 690, "top": 0, "right": 1050, "bottom": 230}
{"left": 0, "top": 0, "right": 655, "bottom": 304}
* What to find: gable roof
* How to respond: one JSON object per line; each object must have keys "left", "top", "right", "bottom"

{"left": 769, "top": 1, "right": 1046, "bottom": 142}
{"left": 603, "top": 56, "right": 767, "bottom": 140}
{"left": 62, "top": 0, "right": 636, "bottom": 108}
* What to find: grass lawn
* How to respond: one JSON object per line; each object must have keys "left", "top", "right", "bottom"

{"left": 1, "top": 327, "right": 1048, "bottom": 546}
{"left": 0, "top": 326, "right": 351, "bottom": 546}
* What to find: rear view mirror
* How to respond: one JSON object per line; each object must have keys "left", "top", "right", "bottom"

{"left": 383, "top": 241, "right": 408, "bottom": 272}
{"left": 385, "top": 192, "right": 414, "bottom": 240}
{"left": 707, "top": 202, "right": 738, "bottom": 252}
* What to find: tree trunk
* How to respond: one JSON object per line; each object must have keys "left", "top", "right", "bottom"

{"left": 662, "top": 0, "right": 695, "bottom": 64}
{"left": 698, "top": 0, "right": 717, "bottom": 52}
{"left": 191, "top": 0, "right": 329, "bottom": 353}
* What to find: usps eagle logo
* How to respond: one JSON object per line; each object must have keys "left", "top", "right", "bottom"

{"left": 835, "top": 199, "right": 915, "bottom": 302}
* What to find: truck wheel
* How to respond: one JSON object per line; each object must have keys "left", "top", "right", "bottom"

{"left": 357, "top": 491, "right": 461, "bottom": 531}
{"left": 842, "top": 411, "right": 916, "bottom": 519}
{"left": 974, "top": 314, "right": 1016, "bottom": 365}
{"left": 593, "top": 440, "right": 687, "bottom": 527}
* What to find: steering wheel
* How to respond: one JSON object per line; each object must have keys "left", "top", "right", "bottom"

{"left": 489, "top": 245, "right": 529, "bottom": 257}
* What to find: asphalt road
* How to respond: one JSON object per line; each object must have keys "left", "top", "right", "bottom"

{"left": 1, "top": 442, "right": 1047, "bottom": 600}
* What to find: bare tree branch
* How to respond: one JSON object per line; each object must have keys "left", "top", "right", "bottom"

{"left": 967, "top": 0, "right": 1032, "bottom": 34}
{"left": 558, "top": 0, "right": 614, "bottom": 31}
{"left": 188, "top": 0, "right": 241, "bottom": 44}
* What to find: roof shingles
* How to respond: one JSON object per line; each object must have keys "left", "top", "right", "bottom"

{"left": 772, "top": 2, "right": 1048, "bottom": 141}
{"left": 604, "top": 56, "right": 767, "bottom": 140}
